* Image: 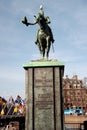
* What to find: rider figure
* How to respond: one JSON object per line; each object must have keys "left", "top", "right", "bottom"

{"left": 21, "top": 5, "right": 55, "bottom": 58}
{"left": 35, "top": 5, "right": 55, "bottom": 44}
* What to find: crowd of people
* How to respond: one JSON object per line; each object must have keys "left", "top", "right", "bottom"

{"left": 0, "top": 95, "right": 26, "bottom": 116}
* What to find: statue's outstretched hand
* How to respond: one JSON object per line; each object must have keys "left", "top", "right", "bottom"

{"left": 21, "top": 16, "right": 29, "bottom": 26}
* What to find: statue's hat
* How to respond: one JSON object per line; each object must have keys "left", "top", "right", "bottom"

{"left": 40, "top": 5, "right": 43, "bottom": 9}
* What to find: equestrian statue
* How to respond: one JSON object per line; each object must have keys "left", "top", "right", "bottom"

{"left": 22, "top": 5, "right": 55, "bottom": 59}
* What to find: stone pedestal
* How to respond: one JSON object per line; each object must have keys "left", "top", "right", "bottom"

{"left": 23, "top": 60, "right": 64, "bottom": 130}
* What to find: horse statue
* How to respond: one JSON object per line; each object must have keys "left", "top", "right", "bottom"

{"left": 22, "top": 13, "right": 54, "bottom": 59}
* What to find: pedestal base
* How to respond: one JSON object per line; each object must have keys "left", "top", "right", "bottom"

{"left": 23, "top": 59, "right": 64, "bottom": 130}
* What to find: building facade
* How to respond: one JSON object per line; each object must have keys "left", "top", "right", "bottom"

{"left": 83, "top": 77, "right": 87, "bottom": 87}
{"left": 63, "top": 75, "right": 87, "bottom": 114}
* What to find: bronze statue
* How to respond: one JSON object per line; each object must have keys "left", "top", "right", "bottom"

{"left": 22, "top": 5, "right": 55, "bottom": 59}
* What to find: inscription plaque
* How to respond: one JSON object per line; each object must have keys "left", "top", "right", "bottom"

{"left": 34, "top": 68, "right": 54, "bottom": 130}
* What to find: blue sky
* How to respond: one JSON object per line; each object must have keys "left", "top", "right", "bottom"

{"left": 0, "top": 0, "right": 87, "bottom": 99}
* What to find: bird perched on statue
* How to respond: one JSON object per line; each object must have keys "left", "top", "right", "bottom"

{"left": 21, "top": 16, "right": 29, "bottom": 26}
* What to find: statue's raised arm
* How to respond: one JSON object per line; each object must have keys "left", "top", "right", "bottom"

{"left": 22, "top": 5, "right": 55, "bottom": 59}
{"left": 22, "top": 16, "right": 37, "bottom": 26}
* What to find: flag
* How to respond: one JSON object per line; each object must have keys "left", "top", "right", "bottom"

{"left": 15, "top": 95, "right": 22, "bottom": 104}
{"left": 9, "top": 96, "right": 14, "bottom": 104}
{"left": 0, "top": 97, "right": 7, "bottom": 105}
